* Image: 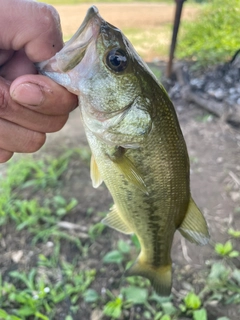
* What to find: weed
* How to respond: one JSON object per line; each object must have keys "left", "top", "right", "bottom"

{"left": 0, "top": 258, "right": 96, "bottom": 319}
{"left": 1, "top": 149, "right": 240, "bottom": 319}
{"left": 215, "top": 240, "right": 239, "bottom": 258}
{"left": 178, "top": 0, "right": 240, "bottom": 67}
{"left": 228, "top": 228, "right": 240, "bottom": 238}
{"left": 103, "top": 296, "right": 123, "bottom": 319}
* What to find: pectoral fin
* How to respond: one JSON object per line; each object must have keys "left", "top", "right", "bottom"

{"left": 111, "top": 153, "right": 148, "bottom": 195}
{"left": 179, "top": 197, "right": 210, "bottom": 245}
{"left": 102, "top": 204, "right": 133, "bottom": 234}
{"left": 90, "top": 155, "right": 103, "bottom": 188}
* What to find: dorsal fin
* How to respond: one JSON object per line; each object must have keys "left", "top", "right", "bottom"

{"left": 90, "top": 155, "right": 103, "bottom": 188}
{"left": 179, "top": 197, "right": 210, "bottom": 246}
{"left": 102, "top": 204, "right": 133, "bottom": 234}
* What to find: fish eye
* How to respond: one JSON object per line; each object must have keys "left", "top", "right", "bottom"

{"left": 106, "top": 48, "right": 128, "bottom": 73}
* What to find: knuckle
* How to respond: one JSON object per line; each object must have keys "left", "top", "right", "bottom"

{"left": 38, "top": 4, "right": 60, "bottom": 32}
{"left": 48, "top": 115, "right": 68, "bottom": 133}
{"left": 24, "top": 132, "right": 46, "bottom": 153}
{"left": 0, "top": 86, "right": 10, "bottom": 115}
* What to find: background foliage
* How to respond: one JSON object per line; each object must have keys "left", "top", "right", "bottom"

{"left": 178, "top": 0, "right": 240, "bottom": 66}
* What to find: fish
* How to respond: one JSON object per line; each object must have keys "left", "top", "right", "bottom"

{"left": 36, "top": 6, "right": 210, "bottom": 296}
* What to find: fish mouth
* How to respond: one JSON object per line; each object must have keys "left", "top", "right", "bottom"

{"left": 36, "top": 6, "right": 102, "bottom": 83}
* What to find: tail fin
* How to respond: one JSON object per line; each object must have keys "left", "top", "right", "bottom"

{"left": 125, "top": 259, "right": 172, "bottom": 296}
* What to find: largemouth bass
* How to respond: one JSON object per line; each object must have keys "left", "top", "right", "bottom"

{"left": 37, "top": 6, "right": 209, "bottom": 296}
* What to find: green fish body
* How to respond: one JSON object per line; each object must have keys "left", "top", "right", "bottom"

{"left": 37, "top": 6, "right": 209, "bottom": 295}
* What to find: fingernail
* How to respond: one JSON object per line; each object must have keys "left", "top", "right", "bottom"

{"left": 11, "top": 83, "right": 44, "bottom": 106}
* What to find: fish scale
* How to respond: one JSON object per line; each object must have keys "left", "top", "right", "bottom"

{"left": 37, "top": 5, "right": 210, "bottom": 296}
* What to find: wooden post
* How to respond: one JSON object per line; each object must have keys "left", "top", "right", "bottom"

{"left": 166, "top": 0, "right": 187, "bottom": 78}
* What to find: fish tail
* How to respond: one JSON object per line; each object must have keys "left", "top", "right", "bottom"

{"left": 125, "top": 259, "right": 172, "bottom": 296}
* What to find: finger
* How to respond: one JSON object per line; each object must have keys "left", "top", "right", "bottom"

{"left": 10, "top": 74, "right": 78, "bottom": 115}
{"left": 0, "top": 0, "right": 63, "bottom": 61}
{"left": 0, "top": 118, "right": 46, "bottom": 153}
{"left": 0, "top": 149, "right": 13, "bottom": 163}
{"left": 0, "top": 49, "right": 14, "bottom": 66}
{"left": 1, "top": 78, "right": 69, "bottom": 132}
{"left": 0, "top": 50, "right": 37, "bottom": 81}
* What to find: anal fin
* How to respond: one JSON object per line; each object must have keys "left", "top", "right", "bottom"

{"left": 179, "top": 197, "right": 210, "bottom": 246}
{"left": 102, "top": 204, "right": 133, "bottom": 234}
{"left": 90, "top": 155, "right": 103, "bottom": 188}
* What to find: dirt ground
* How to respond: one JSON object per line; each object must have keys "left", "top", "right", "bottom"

{"left": 55, "top": 3, "right": 199, "bottom": 34}
{"left": 1, "top": 3, "right": 240, "bottom": 319}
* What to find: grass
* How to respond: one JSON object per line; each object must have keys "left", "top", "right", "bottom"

{"left": 122, "top": 26, "right": 171, "bottom": 61}
{"left": 177, "top": 0, "right": 240, "bottom": 67}
{"left": 0, "top": 150, "right": 240, "bottom": 319}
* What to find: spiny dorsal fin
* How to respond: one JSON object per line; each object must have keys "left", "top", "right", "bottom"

{"left": 179, "top": 197, "right": 210, "bottom": 246}
{"left": 90, "top": 155, "right": 103, "bottom": 188}
{"left": 102, "top": 204, "right": 133, "bottom": 234}
{"left": 112, "top": 154, "right": 148, "bottom": 195}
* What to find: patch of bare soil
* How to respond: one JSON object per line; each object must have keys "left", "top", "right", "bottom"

{"left": 55, "top": 3, "right": 198, "bottom": 33}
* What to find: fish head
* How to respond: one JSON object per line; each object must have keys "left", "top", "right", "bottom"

{"left": 37, "top": 5, "right": 155, "bottom": 116}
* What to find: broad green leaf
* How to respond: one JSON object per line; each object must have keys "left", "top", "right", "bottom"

{"left": 184, "top": 292, "right": 201, "bottom": 310}
{"left": 118, "top": 239, "right": 130, "bottom": 254}
{"left": 83, "top": 289, "right": 100, "bottom": 303}
{"left": 103, "top": 297, "right": 122, "bottom": 319}
{"left": 0, "top": 310, "right": 21, "bottom": 320}
{"left": 229, "top": 250, "right": 239, "bottom": 258}
{"left": 161, "top": 302, "right": 177, "bottom": 315}
{"left": 122, "top": 286, "right": 148, "bottom": 304}
{"left": 228, "top": 228, "right": 240, "bottom": 238}
{"left": 215, "top": 241, "right": 233, "bottom": 256}
{"left": 193, "top": 308, "right": 207, "bottom": 320}
{"left": 208, "top": 262, "right": 230, "bottom": 283}
{"left": 161, "top": 315, "right": 171, "bottom": 320}
{"left": 103, "top": 250, "right": 123, "bottom": 264}
{"left": 131, "top": 234, "right": 141, "bottom": 250}
{"left": 232, "top": 269, "right": 240, "bottom": 285}
{"left": 154, "top": 312, "right": 163, "bottom": 320}
{"left": 0, "top": 309, "right": 8, "bottom": 319}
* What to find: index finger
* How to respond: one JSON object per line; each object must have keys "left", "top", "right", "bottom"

{"left": 0, "top": 0, "right": 63, "bottom": 61}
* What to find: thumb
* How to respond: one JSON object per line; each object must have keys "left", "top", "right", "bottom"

{"left": 0, "top": 0, "right": 63, "bottom": 61}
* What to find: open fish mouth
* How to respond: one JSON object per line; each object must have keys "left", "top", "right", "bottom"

{"left": 36, "top": 6, "right": 102, "bottom": 81}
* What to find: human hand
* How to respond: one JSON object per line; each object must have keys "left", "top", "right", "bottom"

{"left": 0, "top": 0, "right": 78, "bottom": 163}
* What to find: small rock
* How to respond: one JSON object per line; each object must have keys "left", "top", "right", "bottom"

{"left": 217, "top": 157, "right": 223, "bottom": 163}
{"left": 224, "top": 75, "right": 233, "bottom": 85}
{"left": 11, "top": 250, "right": 23, "bottom": 263}
{"left": 230, "top": 192, "right": 240, "bottom": 202}
{"left": 207, "top": 88, "right": 225, "bottom": 101}
{"left": 91, "top": 309, "right": 103, "bottom": 320}
{"left": 46, "top": 241, "right": 54, "bottom": 248}
{"left": 236, "top": 86, "right": 240, "bottom": 94}
{"left": 229, "top": 87, "right": 236, "bottom": 94}
{"left": 190, "top": 78, "right": 205, "bottom": 90}
{"left": 214, "top": 88, "right": 226, "bottom": 100}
